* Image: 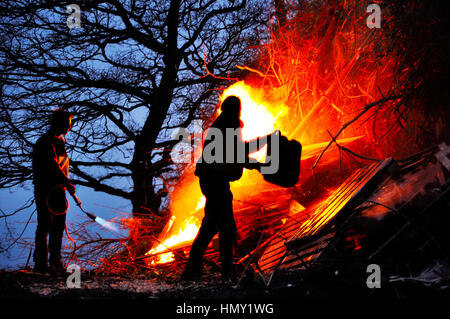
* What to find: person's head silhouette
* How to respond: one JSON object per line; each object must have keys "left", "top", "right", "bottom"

{"left": 50, "top": 109, "right": 73, "bottom": 136}
{"left": 221, "top": 96, "right": 241, "bottom": 120}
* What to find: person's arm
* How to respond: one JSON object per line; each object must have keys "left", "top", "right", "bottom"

{"left": 241, "top": 129, "right": 278, "bottom": 169}
{"left": 245, "top": 136, "right": 266, "bottom": 155}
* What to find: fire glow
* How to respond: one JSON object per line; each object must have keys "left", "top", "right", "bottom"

{"left": 144, "top": 81, "right": 366, "bottom": 265}
{"left": 145, "top": 81, "right": 286, "bottom": 264}
{"left": 144, "top": 2, "right": 401, "bottom": 265}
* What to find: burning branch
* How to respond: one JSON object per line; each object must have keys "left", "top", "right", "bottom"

{"left": 326, "top": 130, "right": 380, "bottom": 163}
{"left": 312, "top": 95, "right": 402, "bottom": 169}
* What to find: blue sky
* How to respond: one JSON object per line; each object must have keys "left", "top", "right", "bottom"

{"left": 0, "top": 183, "right": 131, "bottom": 269}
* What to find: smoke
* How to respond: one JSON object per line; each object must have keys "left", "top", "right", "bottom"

{"left": 94, "top": 216, "right": 120, "bottom": 235}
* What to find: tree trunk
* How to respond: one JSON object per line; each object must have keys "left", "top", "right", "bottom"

{"left": 131, "top": 142, "right": 161, "bottom": 217}
{"left": 130, "top": 0, "right": 181, "bottom": 216}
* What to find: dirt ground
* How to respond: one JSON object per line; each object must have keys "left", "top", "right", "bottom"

{"left": 1, "top": 259, "right": 449, "bottom": 301}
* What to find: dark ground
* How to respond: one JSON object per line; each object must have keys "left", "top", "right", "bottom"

{"left": 1, "top": 262, "right": 449, "bottom": 318}
{"left": 1, "top": 257, "right": 449, "bottom": 300}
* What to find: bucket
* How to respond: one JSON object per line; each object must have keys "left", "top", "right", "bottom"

{"left": 262, "top": 132, "right": 301, "bottom": 188}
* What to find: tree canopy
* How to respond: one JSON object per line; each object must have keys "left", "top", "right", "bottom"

{"left": 0, "top": 0, "right": 267, "bottom": 220}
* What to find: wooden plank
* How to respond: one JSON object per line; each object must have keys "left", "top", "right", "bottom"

{"left": 257, "top": 217, "right": 306, "bottom": 273}
{"left": 286, "top": 158, "right": 393, "bottom": 246}
{"left": 256, "top": 159, "right": 393, "bottom": 276}
{"left": 279, "top": 232, "right": 335, "bottom": 270}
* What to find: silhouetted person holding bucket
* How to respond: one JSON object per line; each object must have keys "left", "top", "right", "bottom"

{"left": 182, "top": 96, "right": 274, "bottom": 281}
{"left": 32, "top": 109, "right": 76, "bottom": 274}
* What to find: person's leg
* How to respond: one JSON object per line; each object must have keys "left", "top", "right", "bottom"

{"left": 33, "top": 194, "right": 50, "bottom": 272}
{"left": 49, "top": 210, "right": 67, "bottom": 271}
{"left": 182, "top": 178, "right": 221, "bottom": 279}
{"left": 218, "top": 184, "right": 237, "bottom": 277}
{"left": 183, "top": 218, "right": 218, "bottom": 276}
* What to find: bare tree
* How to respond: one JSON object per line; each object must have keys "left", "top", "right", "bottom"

{"left": 0, "top": 0, "right": 267, "bottom": 238}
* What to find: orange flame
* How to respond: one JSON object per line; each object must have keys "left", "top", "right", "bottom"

{"left": 144, "top": 2, "right": 402, "bottom": 265}
{"left": 144, "top": 81, "right": 365, "bottom": 265}
{"left": 145, "top": 82, "right": 285, "bottom": 265}
{"left": 145, "top": 195, "right": 205, "bottom": 264}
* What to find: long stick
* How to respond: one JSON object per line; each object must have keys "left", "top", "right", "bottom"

{"left": 134, "top": 234, "right": 188, "bottom": 262}
{"left": 327, "top": 130, "right": 380, "bottom": 162}
{"left": 312, "top": 95, "right": 401, "bottom": 169}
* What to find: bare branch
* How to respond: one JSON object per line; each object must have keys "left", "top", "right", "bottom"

{"left": 312, "top": 95, "right": 402, "bottom": 169}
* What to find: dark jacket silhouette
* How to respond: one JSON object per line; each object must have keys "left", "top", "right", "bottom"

{"left": 182, "top": 96, "right": 269, "bottom": 280}
{"left": 32, "top": 109, "right": 75, "bottom": 273}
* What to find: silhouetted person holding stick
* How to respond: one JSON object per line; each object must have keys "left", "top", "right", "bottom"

{"left": 32, "top": 109, "right": 76, "bottom": 274}
{"left": 182, "top": 96, "right": 275, "bottom": 281}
